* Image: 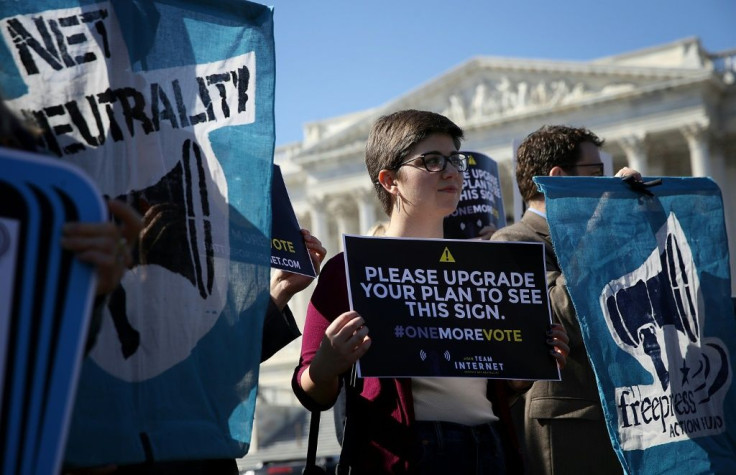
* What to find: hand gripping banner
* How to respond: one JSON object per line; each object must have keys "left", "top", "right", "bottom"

{"left": 535, "top": 176, "right": 736, "bottom": 474}
{"left": 0, "top": 0, "right": 275, "bottom": 466}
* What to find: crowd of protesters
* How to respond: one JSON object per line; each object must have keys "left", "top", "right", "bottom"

{"left": 2, "top": 89, "right": 656, "bottom": 474}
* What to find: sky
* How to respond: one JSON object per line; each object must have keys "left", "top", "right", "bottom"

{"left": 255, "top": 1, "right": 735, "bottom": 146}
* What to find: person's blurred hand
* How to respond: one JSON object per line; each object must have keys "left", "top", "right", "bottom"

{"left": 614, "top": 167, "right": 642, "bottom": 181}
{"left": 61, "top": 199, "right": 143, "bottom": 296}
{"left": 547, "top": 323, "right": 569, "bottom": 369}
{"left": 476, "top": 225, "right": 497, "bottom": 240}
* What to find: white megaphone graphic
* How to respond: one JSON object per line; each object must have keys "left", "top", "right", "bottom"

{"left": 601, "top": 212, "right": 729, "bottom": 397}
{"left": 90, "top": 138, "right": 236, "bottom": 382}
{"left": 600, "top": 212, "right": 731, "bottom": 450}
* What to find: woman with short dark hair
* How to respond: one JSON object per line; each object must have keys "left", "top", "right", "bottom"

{"left": 292, "top": 109, "right": 569, "bottom": 474}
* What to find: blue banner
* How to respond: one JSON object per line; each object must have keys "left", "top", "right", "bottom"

{"left": 0, "top": 0, "right": 275, "bottom": 466}
{"left": 536, "top": 176, "right": 736, "bottom": 473}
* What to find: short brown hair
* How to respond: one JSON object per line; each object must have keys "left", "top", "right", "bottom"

{"left": 365, "top": 110, "right": 463, "bottom": 216}
{"left": 515, "top": 125, "right": 604, "bottom": 202}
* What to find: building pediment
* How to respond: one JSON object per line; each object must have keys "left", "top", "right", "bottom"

{"left": 291, "top": 38, "right": 715, "bottom": 159}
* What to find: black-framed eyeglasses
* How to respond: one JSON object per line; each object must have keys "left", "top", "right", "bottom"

{"left": 560, "top": 162, "right": 604, "bottom": 176}
{"left": 393, "top": 152, "right": 468, "bottom": 173}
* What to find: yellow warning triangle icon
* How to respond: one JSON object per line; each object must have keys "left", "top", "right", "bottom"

{"left": 467, "top": 155, "right": 477, "bottom": 166}
{"left": 440, "top": 247, "right": 455, "bottom": 263}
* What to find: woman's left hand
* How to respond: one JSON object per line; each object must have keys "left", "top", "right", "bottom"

{"left": 547, "top": 323, "right": 569, "bottom": 369}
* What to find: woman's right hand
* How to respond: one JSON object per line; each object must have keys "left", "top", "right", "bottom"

{"left": 310, "top": 311, "right": 371, "bottom": 383}
{"left": 301, "top": 311, "right": 371, "bottom": 404}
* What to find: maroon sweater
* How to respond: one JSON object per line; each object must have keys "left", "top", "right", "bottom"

{"left": 292, "top": 253, "right": 523, "bottom": 474}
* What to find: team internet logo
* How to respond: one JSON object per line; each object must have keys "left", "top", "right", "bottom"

{"left": 600, "top": 212, "right": 730, "bottom": 450}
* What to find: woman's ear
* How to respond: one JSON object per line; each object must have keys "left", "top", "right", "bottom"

{"left": 377, "top": 169, "right": 398, "bottom": 195}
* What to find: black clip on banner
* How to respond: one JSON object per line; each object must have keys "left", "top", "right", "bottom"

{"left": 623, "top": 175, "right": 663, "bottom": 197}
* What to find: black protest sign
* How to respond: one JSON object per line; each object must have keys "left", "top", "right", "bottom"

{"left": 444, "top": 152, "right": 506, "bottom": 239}
{"left": 344, "top": 235, "right": 559, "bottom": 380}
{"left": 270, "top": 165, "right": 315, "bottom": 277}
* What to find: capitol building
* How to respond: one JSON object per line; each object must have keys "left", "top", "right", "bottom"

{"left": 239, "top": 36, "right": 736, "bottom": 472}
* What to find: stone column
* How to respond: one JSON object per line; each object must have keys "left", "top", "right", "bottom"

{"left": 296, "top": 213, "right": 310, "bottom": 231}
{"left": 355, "top": 188, "right": 377, "bottom": 235}
{"left": 708, "top": 135, "right": 727, "bottom": 189}
{"left": 618, "top": 134, "right": 648, "bottom": 176}
{"left": 713, "top": 138, "right": 735, "bottom": 296}
{"left": 330, "top": 200, "right": 354, "bottom": 252}
{"left": 681, "top": 123, "right": 711, "bottom": 177}
{"left": 307, "top": 197, "right": 329, "bottom": 247}
{"left": 729, "top": 173, "right": 736, "bottom": 297}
